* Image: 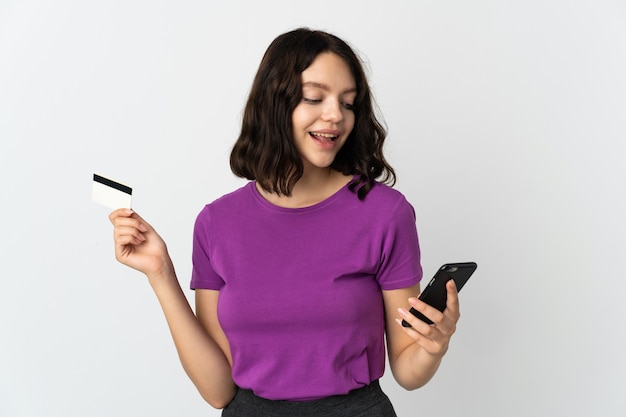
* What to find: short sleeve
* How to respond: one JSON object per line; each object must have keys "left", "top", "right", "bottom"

{"left": 376, "top": 196, "right": 423, "bottom": 290}
{"left": 190, "top": 205, "right": 225, "bottom": 290}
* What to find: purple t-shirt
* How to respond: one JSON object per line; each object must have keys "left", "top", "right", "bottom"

{"left": 191, "top": 180, "right": 422, "bottom": 401}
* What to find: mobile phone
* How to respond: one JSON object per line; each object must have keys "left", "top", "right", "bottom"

{"left": 401, "top": 262, "right": 477, "bottom": 327}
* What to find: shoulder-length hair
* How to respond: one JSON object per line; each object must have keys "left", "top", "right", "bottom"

{"left": 230, "top": 28, "right": 395, "bottom": 200}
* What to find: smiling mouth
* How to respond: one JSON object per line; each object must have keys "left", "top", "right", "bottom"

{"left": 309, "top": 132, "right": 338, "bottom": 143}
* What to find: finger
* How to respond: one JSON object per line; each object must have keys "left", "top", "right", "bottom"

{"left": 395, "top": 318, "right": 447, "bottom": 355}
{"left": 398, "top": 305, "right": 438, "bottom": 338}
{"left": 111, "top": 213, "right": 149, "bottom": 233}
{"left": 109, "top": 208, "right": 134, "bottom": 224}
{"left": 109, "top": 209, "right": 151, "bottom": 232}
{"left": 114, "top": 224, "right": 146, "bottom": 245}
{"left": 444, "top": 279, "right": 461, "bottom": 321}
{"left": 396, "top": 317, "right": 430, "bottom": 343}
{"left": 396, "top": 318, "right": 426, "bottom": 342}
{"left": 408, "top": 297, "right": 443, "bottom": 325}
{"left": 123, "top": 209, "right": 152, "bottom": 225}
{"left": 406, "top": 297, "right": 458, "bottom": 338}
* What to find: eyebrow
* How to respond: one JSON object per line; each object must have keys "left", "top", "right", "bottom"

{"left": 302, "top": 81, "right": 357, "bottom": 95}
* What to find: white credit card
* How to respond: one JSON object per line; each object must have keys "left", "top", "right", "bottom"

{"left": 92, "top": 173, "right": 132, "bottom": 210}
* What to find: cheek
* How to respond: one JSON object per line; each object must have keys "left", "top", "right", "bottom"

{"left": 291, "top": 106, "right": 309, "bottom": 132}
{"left": 345, "top": 113, "right": 356, "bottom": 135}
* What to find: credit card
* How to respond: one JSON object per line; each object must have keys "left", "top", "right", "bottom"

{"left": 92, "top": 173, "right": 132, "bottom": 210}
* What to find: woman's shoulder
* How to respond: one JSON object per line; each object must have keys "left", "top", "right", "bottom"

{"left": 360, "top": 181, "right": 409, "bottom": 207}
{"left": 341, "top": 180, "right": 415, "bottom": 221}
{"left": 197, "top": 182, "right": 255, "bottom": 219}
{"left": 211, "top": 181, "right": 254, "bottom": 205}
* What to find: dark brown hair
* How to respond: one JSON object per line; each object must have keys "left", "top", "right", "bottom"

{"left": 230, "top": 28, "right": 395, "bottom": 200}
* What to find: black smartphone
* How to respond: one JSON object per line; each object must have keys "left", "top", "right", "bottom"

{"left": 402, "top": 262, "right": 477, "bottom": 327}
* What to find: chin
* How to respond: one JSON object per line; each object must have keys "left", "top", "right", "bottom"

{"left": 303, "top": 158, "right": 336, "bottom": 171}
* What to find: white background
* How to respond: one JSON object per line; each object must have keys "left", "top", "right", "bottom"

{"left": 1, "top": 1, "right": 625, "bottom": 416}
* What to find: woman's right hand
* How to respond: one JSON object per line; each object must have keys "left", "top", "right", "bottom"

{"left": 109, "top": 209, "right": 173, "bottom": 280}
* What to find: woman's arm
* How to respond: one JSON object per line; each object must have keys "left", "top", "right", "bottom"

{"left": 383, "top": 280, "right": 460, "bottom": 390}
{"left": 109, "top": 209, "right": 236, "bottom": 408}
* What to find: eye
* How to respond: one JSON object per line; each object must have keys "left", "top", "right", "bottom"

{"left": 303, "top": 97, "right": 322, "bottom": 104}
{"left": 342, "top": 102, "right": 355, "bottom": 111}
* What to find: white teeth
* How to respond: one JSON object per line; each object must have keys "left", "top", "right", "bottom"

{"left": 310, "top": 132, "right": 338, "bottom": 139}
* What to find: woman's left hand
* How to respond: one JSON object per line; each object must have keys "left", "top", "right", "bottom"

{"left": 396, "top": 279, "right": 460, "bottom": 357}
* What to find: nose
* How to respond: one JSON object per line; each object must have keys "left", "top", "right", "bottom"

{"left": 321, "top": 99, "right": 343, "bottom": 123}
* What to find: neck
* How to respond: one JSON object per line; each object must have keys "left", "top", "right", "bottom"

{"left": 293, "top": 165, "right": 334, "bottom": 193}
{"left": 257, "top": 167, "right": 353, "bottom": 209}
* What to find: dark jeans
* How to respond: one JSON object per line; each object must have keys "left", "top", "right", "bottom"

{"left": 222, "top": 380, "right": 397, "bottom": 417}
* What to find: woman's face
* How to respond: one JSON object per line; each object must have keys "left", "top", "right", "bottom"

{"left": 291, "top": 52, "right": 356, "bottom": 172}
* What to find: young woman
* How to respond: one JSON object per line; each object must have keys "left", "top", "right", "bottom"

{"left": 109, "top": 28, "right": 460, "bottom": 416}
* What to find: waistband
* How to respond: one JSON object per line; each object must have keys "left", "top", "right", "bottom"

{"left": 222, "top": 380, "right": 397, "bottom": 417}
